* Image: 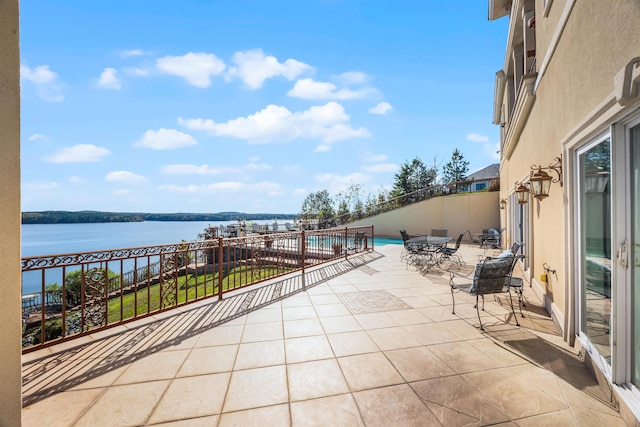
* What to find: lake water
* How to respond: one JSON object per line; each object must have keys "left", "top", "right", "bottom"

{"left": 21, "top": 220, "right": 265, "bottom": 257}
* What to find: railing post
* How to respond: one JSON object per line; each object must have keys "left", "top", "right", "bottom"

{"left": 370, "top": 225, "right": 374, "bottom": 251}
{"left": 217, "top": 237, "right": 224, "bottom": 300}
{"left": 301, "top": 230, "right": 306, "bottom": 290}
{"left": 344, "top": 227, "right": 348, "bottom": 258}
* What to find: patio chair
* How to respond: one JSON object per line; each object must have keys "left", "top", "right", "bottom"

{"left": 448, "top": 255, "right": 519, "bottom": 331}
{"left": 480, "top": 227, "right": 505, "bottom": 249}
{"left": 399, "top": 230, "right": 433, "bottom": 268}
{"left": 505, "top": 254, "right": 526, "bottom": 317}
{"left": 437, "top": 232, "right": 465, "bottom": 266}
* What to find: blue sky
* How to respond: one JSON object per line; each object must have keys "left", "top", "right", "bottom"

{"left": 20, "top": 1, "right": 508, "bottom": 214}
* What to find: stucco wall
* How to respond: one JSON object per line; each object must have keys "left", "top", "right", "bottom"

{"left": 0, "top": 0, "right": 23, "bottom": 425}
{"left": 499, "top": 0, "right": 640, "bottom": 323}
{"left": 348, "top": 192, "right": 500, "bottom": 241}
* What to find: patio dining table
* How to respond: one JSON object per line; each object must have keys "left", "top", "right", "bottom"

{"left": 405, "top": 235, "right": 452, "bottom": 270}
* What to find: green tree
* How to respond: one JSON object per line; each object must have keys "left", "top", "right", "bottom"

{"left": 335, "top": 183, "right": 365, "bottom": 217}
{"left": 299, "top": 189, "right": 335, "bottom": 227}
{"left": 442, "top": 149, "right": 469, "bottom": 184}
{"left": 391, "top": 157, "right": 437, "bottom": 198}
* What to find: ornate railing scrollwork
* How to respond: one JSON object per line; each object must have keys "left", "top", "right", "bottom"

{"left": 82, "top": 268, "right": 108, "bottom": 330}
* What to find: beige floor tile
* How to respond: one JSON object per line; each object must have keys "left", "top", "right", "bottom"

{"left": 283, "top": 318, "right": 324, "bottom": 338}
{"left": 354, "top": 312, "right": 399, "bottom": 330}
{"left": 515, "top": 409, "right": 578, "bottom": 426}
{"left": 285, "top": 335, "right": 334, "bottom": 363}
{"left": 329, "top": 284, "right": 360, "bottom": 293}
{"left": 398, "top": 295, "right": 441, "bottom": 309}
{"left": 428, "top": 341, "right": 508, "bottom": 374}
{"left": 288, "top": 359, "right": 349, "bottom": 401}
{"left": 114, "top": 350, "right": 190, "bottom": 385}
{"left": 234, "top": 339, "right": 285, "bottom": 370}
{"left": 281, "top": 295, "right": 313, "bottom": 307}
{"left": 148, "top": 373, "right": 231, "bottom": 424}
{"left": 223, "top": 365, "right": 289, "bottom": 412}
{"left": 387, "top": 287, "right": 429, "bottom": 298}
{"left": 366, "top": 326, "right": 422, "bottom": 351}
{"left": 569, "top": 404, "right": 627, "bottom": 426}
{"left": 385, "top": 347, "right": 455, "bottom": 382}
{"left": 353, "top": 384, "right": 440, "bottom": 427}
{"left": 411, "top": 375, "right": 510, "bottom": 425}
{"left": 385, "top": 308, "right": 431, "bottom": 325}
{"left": 247, "top": 308, "right": 283, "bottom": 324}
{"left": 418, "top": 305, "right": 461, "bottom": 322}
{"left": 74, "top": 380, "right": 170, "bottom": 427}
{"left": 241, "top": 321, "right": 284, "bottom": 343}
{"left": 307, "top": 284, "right": 335, "bottom": 295}
{"left": 403, "top": 323, "right": 464, "bottom": 346}
{"left": 462, "top": 365, "right": 568, "bottom": 420}
{"left": 314, "top": 303, "right": 351, "bottom": 317}
{"left": 290, "top": 394, "right": 364, "bottom": 427}
{"left": 283, "top": 306, "right": 318, "bottom": 321}
{"left": 327, "top": 331, "right": 380, "bottom": 357}
{"left": 310, "top": 293, "right": 341, "bottom": 305}
{"left": 466, "top": 337, "right": 528, "bottom": 367}
{"left": 338, "top": 352, "right": 404, "bottom": 391}
{"left": 177, "top": 344, "right": 238, "bottom": 377}
{"left": 219, "top": 404, "right": 290, "bottom": 427}
{"left": 195, "top": 325, "right": 244, "bottom": 347}
{"left": 320, "top": 315, "right": 363, "bottom": 334}
{"left": 22, "top": 388, "right": 104, "bottom": 427}
{"left": 150, "top": 415, "right": 220, "bottom": 426}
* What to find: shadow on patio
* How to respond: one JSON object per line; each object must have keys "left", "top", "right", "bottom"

{"left": 21, "top": 244, "right": 627, "bottom": 426}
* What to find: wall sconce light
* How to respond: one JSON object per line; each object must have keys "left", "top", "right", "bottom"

{"left": 529, "top": 155, "right": 563, "bottom": 200}
{"left": 514, "top": 183, "right": 530, "bottom": 204}
{"left": 499, "top": 198, "right": 507, "bottom": 209}
{"left": 585, "top": 166, "right": 610, "bottom": 194}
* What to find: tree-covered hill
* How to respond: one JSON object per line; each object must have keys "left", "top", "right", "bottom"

{"left": 21, "top": 211, "right": 297, "bottom": 224}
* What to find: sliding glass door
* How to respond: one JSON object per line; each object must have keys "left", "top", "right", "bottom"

{"left": 631, "top": 123, "right": 640, "bottom": 389}
{"left": 578, "top": 137, "right": 612, "bottom": 364}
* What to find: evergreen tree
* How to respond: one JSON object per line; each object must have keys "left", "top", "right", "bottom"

{"left": 391, "top": 157, "right": 437, "bottom": 197}
{"left": 442, "top": 149, "right": 469, "bottom": 183}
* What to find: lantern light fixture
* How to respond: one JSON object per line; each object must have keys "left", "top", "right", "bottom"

{"left": 529, "top": 155, "right": 563, "bottom": 200}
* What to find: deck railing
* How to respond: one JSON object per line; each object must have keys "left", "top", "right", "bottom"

{"left": 21, "top": 225, "right": 374, "bottom": 353}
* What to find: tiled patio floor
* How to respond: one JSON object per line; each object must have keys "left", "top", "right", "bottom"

{"left": 21, "top": 243, "right": 628, "bottom": 426}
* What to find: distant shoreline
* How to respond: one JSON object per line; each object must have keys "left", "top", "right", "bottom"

{"left": 22, "top": 211, "right": 298, "bottom": 225}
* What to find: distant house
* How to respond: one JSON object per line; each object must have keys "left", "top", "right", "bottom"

{"left": 464, "top": 163, "right": 499, "bottom": 192}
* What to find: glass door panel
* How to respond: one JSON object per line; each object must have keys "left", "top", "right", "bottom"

{"left": 631, "top": 124, "right": 640, "bottom": 388}
{"left": 579, "top": 138, "right": 612, "bottom": 364}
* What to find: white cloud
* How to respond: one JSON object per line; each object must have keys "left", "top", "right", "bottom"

{"left": 156, "top": 52, "right": 226, "bottom": 87}
{"left": 28, "top": 133, "right": 50, "bottom": 142}
{"left": 368, "top": 102, "right": 393, "bottom": 115}
{"left": 123, "top": 67, "right": 149, "bottom": 76}
{"left": 466, "top": 132, "right": 490, "bottom": 143}
{"left": 24, "top": 181, "right": 58, "bottom": 191}
{"left": 20, "top": 64, "right": 64, "bottom": 102}
{"left": 119, "top": 49, "right": 145, "bottom": 58}
{"left": 292, "top": 188, "right": 308, "bottom": 196}
{"left": 334, "top": 71, "right": 369, "bottom": 84}
{"left": 363, "top": 151, "right": 387, "bottom": 162}
{"left": 287, "top": 78, "right": 375, "bottom": 100}
{"left": 114, "top": 189, "right": 132, "bottom": 196}
{"left": 161, "top": 164, "right": 225, "bottom": 175}
{"left": 158, "top": 180, "right": 282, "bottom": 196}
{"left": 44, "top": 144, "right": 111, "bottom": 163}
{"left": 315, "top": 172, "right": 371, "bottom": 194}
{"left": 179, "top": 101, "right": 369, "bottom": 150}
{"left": 158, "top": 182, "right": 245, "bottom": 194}
{"left": 134, "top": 128, "right": 198, "bottom": 150}
{"left": 226, "top": 49, "right": 312, "bottom": 89}
{"left": 68, "top": 176, "right": 87, "bottom": 184}
{"left": 245, "top": 161, "right": 273, "bottom": 171}
{"left": 97, "top": 67, "right": 121, "bottom": 89}
{"left": 362, "top": 163, "right": 398, "bottom": 173}
{"left": 105, "top": 170, "right": 147, "bottom": 183}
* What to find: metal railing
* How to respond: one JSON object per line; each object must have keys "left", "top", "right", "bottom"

{"left": 21, "top": 225, "right": 374, "bottom": 352}
{"left": 317, "top": 178, "right": 500, "bottom": 228}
